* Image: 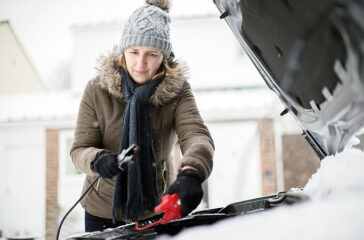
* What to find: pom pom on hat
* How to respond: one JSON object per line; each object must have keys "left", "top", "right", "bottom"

{"left": 145, "top": 0, "right": 171, "bottom": 13}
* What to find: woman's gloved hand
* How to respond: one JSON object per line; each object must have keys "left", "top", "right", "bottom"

{"left": 93, "top": 152, "right": 120, "bottom": 179}
{"left": 165, "top": 169, "right": 203, "bottom": 217}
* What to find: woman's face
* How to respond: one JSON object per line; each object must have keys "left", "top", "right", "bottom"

{"left": 124, "top": 46, "right": 164, "bottom": 84}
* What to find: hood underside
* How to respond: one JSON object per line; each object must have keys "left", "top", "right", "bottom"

{"left": 213, "top": 0, "right": 364, "bottom": 157}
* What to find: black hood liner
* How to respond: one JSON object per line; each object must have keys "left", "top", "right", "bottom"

{"left": 240, "top": 0, "right": 346, "bottom": 109}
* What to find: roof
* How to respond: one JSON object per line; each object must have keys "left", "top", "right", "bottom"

{"left": 0, "top": 91, "right": 80, "bottom": 125}
{"left": 0, "top": 87, "right": 279, "bottom": 125}
{"left": 0, "top": 20, "right": 45, "bottom": 94}
{"left": 195, "top": 86, "right": 280, "bottom": 121}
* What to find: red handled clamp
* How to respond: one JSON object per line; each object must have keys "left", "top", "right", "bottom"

{"left": 155, "top": 193, "right": 182, "bottom": 224}
{"left": 135, "top": 193, "right": 182, "bottom": 230}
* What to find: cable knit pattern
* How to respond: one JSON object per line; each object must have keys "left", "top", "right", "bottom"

{"left": 119, "top": 0, "right": 172, "bottom": 57}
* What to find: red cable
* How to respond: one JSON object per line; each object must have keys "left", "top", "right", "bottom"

{"left": 135, "top": 193, "right": 181, "bottom": 231}
{"left": 135, "top": 219, "right": 163, "bottom": 231}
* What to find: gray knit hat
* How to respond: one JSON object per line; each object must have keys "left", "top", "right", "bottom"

{"left": 119, "top": 0, "right": 172, "bottom": 57}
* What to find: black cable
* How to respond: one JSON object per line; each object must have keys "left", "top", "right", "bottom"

{"left": 56, "top": 175, "right": 101, "bottom": 240}
{"left": 56, "top": 145, "right": 139, "bottom": 239}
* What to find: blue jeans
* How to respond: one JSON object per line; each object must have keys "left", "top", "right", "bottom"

{"left": 85, "top": 211, "right": 126, "bottom": 232}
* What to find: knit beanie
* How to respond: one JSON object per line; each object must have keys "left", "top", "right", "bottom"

{"left": 119, "top": 0, "right": 172, "bottom": 58}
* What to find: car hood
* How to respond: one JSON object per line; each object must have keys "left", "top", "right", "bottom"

{"left": 213, "top": 0, "right": 364, "bottom": 158}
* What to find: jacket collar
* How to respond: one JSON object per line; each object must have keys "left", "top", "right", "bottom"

{"left": 96, "top": 47, "right": 189, "bottom": 106}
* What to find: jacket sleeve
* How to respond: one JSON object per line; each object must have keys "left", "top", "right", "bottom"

{"left": 70, "top": 80, "right": 108, "bottom": 176}
{"left": 174, "top": 82, "right": 214, "bottom": 180}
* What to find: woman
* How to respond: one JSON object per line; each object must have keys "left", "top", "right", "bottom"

{"left": 70, "top": 0, "right": 214, "bottom": 232}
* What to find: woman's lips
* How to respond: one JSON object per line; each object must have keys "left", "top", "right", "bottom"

{"left": 135, "top": 70, "right": 146, "bottom": 75}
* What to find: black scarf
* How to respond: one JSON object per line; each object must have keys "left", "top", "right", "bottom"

{"left": 112, "top": 67, "right": 163, "bottom": 222}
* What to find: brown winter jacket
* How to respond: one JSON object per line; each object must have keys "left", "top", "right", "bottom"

{"left": 70, "top": 50, "right": 214, "bottom": 220}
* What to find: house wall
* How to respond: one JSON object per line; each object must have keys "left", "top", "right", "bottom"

{"left": 282, "top": 134, "right": 320, "bottom": 190}
{"left": 70, "top": 23, "right": 122, "bottom": 93}
{"left": 207, "top": 121, "right": 261, "bottom": 207}
{"left": 0, "top": 125, "right": 46, "bottom": 238}
{"left": 170, "top": 17, "right": 262, "bottom": 89}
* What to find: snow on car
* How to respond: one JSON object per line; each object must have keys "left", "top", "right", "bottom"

{"left": 158, "top": 147, "right": 364, "bottom": 240}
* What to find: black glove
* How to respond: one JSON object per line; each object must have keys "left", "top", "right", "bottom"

{"left": 165, "top": 169, "right": 204, "bottom": 217}
{"left": 93, "top": 152, "right": 120, "bottom": 179}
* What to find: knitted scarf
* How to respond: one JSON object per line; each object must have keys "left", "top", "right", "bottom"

{"left": 112, "top": 67, "right": 163, "bottom": 222}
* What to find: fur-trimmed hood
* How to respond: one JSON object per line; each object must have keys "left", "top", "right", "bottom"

{"left": 95, "top": 48, "right": 189, "bottom": 106}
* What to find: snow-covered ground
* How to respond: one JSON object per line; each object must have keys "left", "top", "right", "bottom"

{"left": 159, "top": 148, "right": 364, "bottom": 240}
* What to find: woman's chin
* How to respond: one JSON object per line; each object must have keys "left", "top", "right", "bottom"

{"left": 132, "top": 75, "right": 150, "bottom": 84}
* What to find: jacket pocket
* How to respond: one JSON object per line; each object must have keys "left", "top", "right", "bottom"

{"left": 94, "top": 177, "right": 114, "bottom": 200}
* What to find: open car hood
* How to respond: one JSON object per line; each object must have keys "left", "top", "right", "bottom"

{"left": 213, "top": 0, "right": 364, "bottom": 158}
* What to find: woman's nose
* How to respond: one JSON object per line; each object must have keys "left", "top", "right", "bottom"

{"left": 136, "top": 55, "right": 146, "bottom": 67}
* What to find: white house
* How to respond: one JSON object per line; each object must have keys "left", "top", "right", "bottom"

{"left": 0, "top": 21, "right": 47, "bottom": 239}
{"left": 0, "top": 21, "right": 44, "bottom": 94}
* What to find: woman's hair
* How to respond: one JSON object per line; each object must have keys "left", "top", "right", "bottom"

{"left": 118, "top": 52, "right": 176, "bottom": 80}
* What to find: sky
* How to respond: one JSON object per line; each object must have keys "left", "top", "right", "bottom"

{"left": 0, "top": 0, "right": 219, "bottom": 87}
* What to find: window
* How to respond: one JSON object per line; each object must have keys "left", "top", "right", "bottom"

{"left": 59, "top": 130, "right": 82, "bottom": 178}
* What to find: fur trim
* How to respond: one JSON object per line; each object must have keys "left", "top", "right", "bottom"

{"left": 95, "top": 47, "right": 123, "bottom": 100}
{"left": 96, "top": 47, "right": 189, "bottom": 106}
{"left": 146, "top": 0, "right": 171, "bottom": 13}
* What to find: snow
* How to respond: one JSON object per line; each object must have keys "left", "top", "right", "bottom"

{"left": 158, "top": 148, "right": 364, "bottom": 240}
{"left": 304, "top": 148, "right": 364, "bottom": 201}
